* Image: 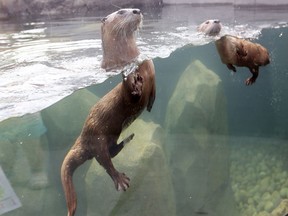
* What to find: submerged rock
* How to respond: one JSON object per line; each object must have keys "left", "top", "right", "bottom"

{"left": 271, "top": 199, "right": 288, "bottom": 216}
{"left": 41, "top": 88, "right": 99, "bottom": 150}
{"left": 165, "top": 60, "right": 226, "bottom": 135}
{"left": 230, "top": 137, "right": 288, "bottom": 215}
{"left": 85, "top": 119, "right": 176, "bottom": 216}
{"left": 280, "top": 188, "right": 288, "bottom": 199}
{"left": 40, "top": 88, "right": 100, "bottom": 215}
{"left": 0, "top": 135, "right": 16, "bottom": 176}
{"left": 0, "top": 113, "right": 48, "bottom": 189}
{"left": 165, "top": 60, "right": 238, "bottom": 216}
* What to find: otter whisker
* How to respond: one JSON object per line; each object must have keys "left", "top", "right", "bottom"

{"left": 112, "top": 18, "right": 127, "bottom": 36}
{"left": 110, "top": 2, "right": 122, "bottom": 9}
{"left": 110, "top": 12, "right": 141, "bottom": 40}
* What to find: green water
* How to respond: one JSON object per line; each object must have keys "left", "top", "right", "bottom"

{"left": 0, "top": 25, "right": 288, "bottom": 216}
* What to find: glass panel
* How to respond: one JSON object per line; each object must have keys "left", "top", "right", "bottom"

{"left": 0, "top": 1, "right": 287, "bottom": 216}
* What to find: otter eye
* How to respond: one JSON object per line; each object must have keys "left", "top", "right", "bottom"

{"left": 117, "top": 10, "right": 125, "bottom": 15}
{"left": 101, "top": 17, "right": 107, "bottom": 23}
{"left": 205, "top": 21, "right": 210, "bottom": 24}
{"left": 133, "top": 9, "right": 141, "bottom": 14}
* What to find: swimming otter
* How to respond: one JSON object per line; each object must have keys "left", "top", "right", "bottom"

{"left": 215, "top": 35, "right": 270, "bottom": 85}
{"left": 101, "top": 8, "right": 143, "bottom": 71}
{"left": 61, "top": 8, "right": 156, "bottom": 216}
{"left": 197, "top": 19, "right": 222, "bottom": 36}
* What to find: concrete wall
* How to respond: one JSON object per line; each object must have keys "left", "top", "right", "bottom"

{"left": 0, "top": 0, "right": 287, "bottom": 20}
{"left": 163, "top": 0, "right": 288, "bottom": 5}
{"left": 0, "top": 0, "right": 163, "bottom": 20}
{"left": 164, "top": 0, "right": 231, "bottom": 4}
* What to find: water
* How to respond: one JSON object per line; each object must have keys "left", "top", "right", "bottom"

{"left": 2, "top": 5, "right": 286, "bottom": 121}
{"left": 0, "top": 4, "right": 288, "bottom": 216}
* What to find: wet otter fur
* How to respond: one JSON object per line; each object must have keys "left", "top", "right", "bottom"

{"left": 61, "top": 8, "right": 156, "bottom": 216}
{"left": 215, "top": 35, "right": 270, "bottom": 85}
{"left": 197, "top": 19, "right": 222, "bottom": 36}
{"left": 101, "top": 8, "right": 143, "bottom": 71}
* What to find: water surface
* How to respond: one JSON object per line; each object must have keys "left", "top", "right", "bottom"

{"left": 1, "top": 4, "right": 287, "bottom": 121}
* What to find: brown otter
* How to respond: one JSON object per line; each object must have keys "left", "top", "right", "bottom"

{"left": 101, "top": 8, "right": 143, "bottom": 71}
{"left": 61, "top": 8, "right": 156, "bottom": 216}
{"left": 197, "top": 19, "right": 222, "bottom": 36}
{"left": 215, "top": 35, "right": 270, "bottom": 85}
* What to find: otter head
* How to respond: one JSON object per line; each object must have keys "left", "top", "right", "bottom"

{"left": 198, "top": 19, "right": 222, "bottom": 36}
{"left": 101, "top": 8, "right": 143, "bottom": 71}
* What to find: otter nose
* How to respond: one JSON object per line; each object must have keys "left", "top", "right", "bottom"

{"left": 133, "top": 9, "right": 141, "bottom": 15}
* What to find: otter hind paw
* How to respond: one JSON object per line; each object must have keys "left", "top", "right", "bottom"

{"left": 245, "top": 77, "right": 256, "bottom": 85}
{"left": 114, "top": 172, "right": 130, "bottom": 191}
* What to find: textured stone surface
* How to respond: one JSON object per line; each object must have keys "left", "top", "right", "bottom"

{"left": 40, "top": 88, "right": 100, "bottom": 215}
{"left": 41, "top": 88, "right": 99, "bottom": 150}
{"left": 85, "top": 119, "right": 176, "bottom": 216}
{"left": 271, "top": 199, "right": 288, "bottom": 216}
{"left": 165, "top": 60, "right": 239, "bottom": 216}
{"left": 230, "top": 137, "right": 288, "bottom": 216}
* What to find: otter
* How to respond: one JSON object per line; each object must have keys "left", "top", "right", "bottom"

{"left": 215, "top": 35, "right": 270, "bottom": 85}
{"left": 61, "top": 8, "right": 156, "bottom": 216}
{"left": 197, "top": 19, "right": 222, "bottom": 36}
{"left": 101, "top": 8, "right": 143, "bottom": 71}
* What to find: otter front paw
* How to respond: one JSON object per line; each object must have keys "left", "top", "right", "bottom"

{"left": 113, "top": 172, "right": 130, "bottom": 191}
{"left": 131, "top": 73, "right": 143, "bottom": 99}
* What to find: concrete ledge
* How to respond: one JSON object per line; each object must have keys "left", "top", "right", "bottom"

{"left": 163, "top": 0, "right": 288, "bottom": 5}
{"left": 0, "top": 0, "right": 163, "bottom": 20}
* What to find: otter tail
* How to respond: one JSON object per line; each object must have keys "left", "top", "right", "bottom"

{"left": 61, "top": 145, "right": 87, "bottom": 216}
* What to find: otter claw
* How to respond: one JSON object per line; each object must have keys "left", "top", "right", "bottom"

{"left": 117, "top": 184, "right": 121, "bottom": 191}
{"left": 122, "top": 133, "right": 135, "bottom": 146}
{"left": 114, "top": 173, "right": 130, "bottom": 191}
{"left": 245, "top": 77, "right": 256, "bottom": 85}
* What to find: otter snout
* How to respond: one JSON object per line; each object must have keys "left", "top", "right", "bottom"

{"left": 197, "top": 19, "right": 222, "bottom": 36}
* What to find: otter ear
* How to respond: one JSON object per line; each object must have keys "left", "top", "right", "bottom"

{"left": 101, "top": 17, "right": 107, "bottom": 23}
